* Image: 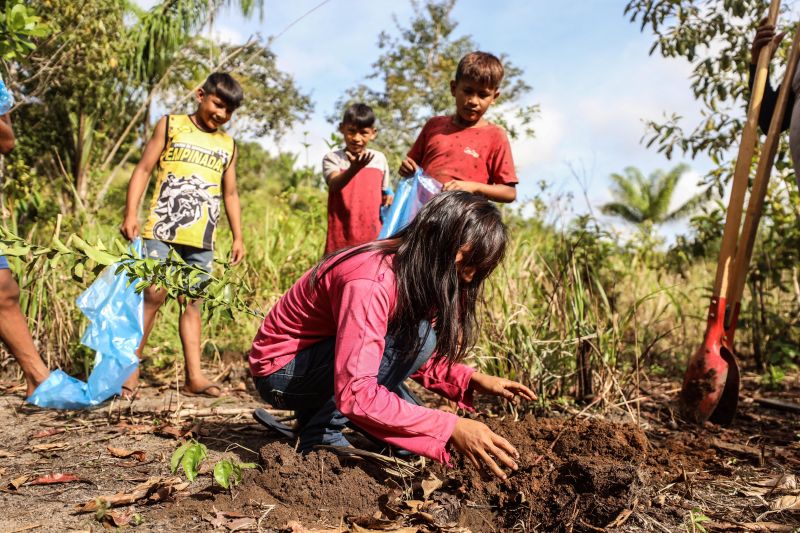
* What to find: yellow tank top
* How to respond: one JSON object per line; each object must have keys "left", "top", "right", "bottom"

{"left": 141, "top": 114, "right": 235, "bottom": 250}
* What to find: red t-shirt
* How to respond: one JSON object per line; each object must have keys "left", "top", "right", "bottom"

{"left": 248, "top": 250, "right": 475, "bottom": 463}
{"left": 407, "top": 116, "right": 518, "bottom": 186}
{"left": 323, "top": 148, "right": 391, "bottom": 254}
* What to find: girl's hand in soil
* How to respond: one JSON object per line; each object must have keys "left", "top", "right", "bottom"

{"left": 450, "top": 417, "right": 519, "bottom": 480}
{"left": 470, "top": 373, "right": 537, "bottom": 402}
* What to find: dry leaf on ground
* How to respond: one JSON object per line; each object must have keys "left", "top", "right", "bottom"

{"left": 32, "top": 428, "right": 66, "bottom": 439}
{"left": 770, "top": 494, "right": 800, "bottom": 511}
{"left": 105, "top": 510, "right": 135, "bottom": 527}
{"left": 420, "top": 474, "right": 442, "bottom": 499}
{"left": 74, "top": 476, "right": 184, "bottom": 513}
{"left": 107, "top": 446, "right": 147, "bottom": 462}
{"left": 754, "top": 474, "right": 798, "bottom": 491}
{"left": 7, "top": 474, "right": 31, "bottom": 490}
{"left": 28, "top": 473, "right": 82, "bottom": 485}
{"left": 31, "top": 442, "right": 68, "bottom": 452}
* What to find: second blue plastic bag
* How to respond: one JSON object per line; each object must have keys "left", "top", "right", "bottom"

{"left": 27, "top": 239, "right": 144, "bottom": 409}
{"left": 378, "top": 168, "right": 442, "bottom": 239}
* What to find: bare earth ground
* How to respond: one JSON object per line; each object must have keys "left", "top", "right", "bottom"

{"left": 0, "top": 364, "right": 798, "bottom": 533}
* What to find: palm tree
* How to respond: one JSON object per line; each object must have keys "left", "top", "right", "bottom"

{"left": 601, "top": 164, "right": 701, "bottom": 226}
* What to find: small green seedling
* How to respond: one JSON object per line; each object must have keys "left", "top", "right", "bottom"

{"left": 213, "top": 459, "right": 257, "bottom": 490}
{"left": 686, "top": 507, "right": 710, "bottom": 533}
{"left": 170, "top": 439, "right": 208, "bottom": 482}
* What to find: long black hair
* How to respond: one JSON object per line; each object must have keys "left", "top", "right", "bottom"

{"left": 311, "top": 191, "right": 508, "bottom": 364}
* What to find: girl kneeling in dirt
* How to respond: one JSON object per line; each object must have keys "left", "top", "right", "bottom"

{"left": 248, "top": 191, "right": 536, "bottom": 479}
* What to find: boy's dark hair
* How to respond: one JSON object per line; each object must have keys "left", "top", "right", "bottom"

{"left": 341, "top": 103, "right": 376, "bottom": 129}
{"left": 202, "top": 72, "right": 244, "bottom": 109}
{"left": 455, "top": 51, "right": 504, "bottom": 89}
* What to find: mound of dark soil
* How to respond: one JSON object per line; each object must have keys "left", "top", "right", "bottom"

{"left": 440, "top": 415, "right": 649, "bottom": 531}
{"left": 232, "top": 415, "right": 649, "bottom": 531}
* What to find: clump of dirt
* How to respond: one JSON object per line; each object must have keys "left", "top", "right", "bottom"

{"left": 249, "top": 442, "right": 390, "bottom": 525}
{"left": 438, "top": 415, "right": 649, "bottom": 531}
{"left": 229, "top": 415, "right": 650, "bottom": 531}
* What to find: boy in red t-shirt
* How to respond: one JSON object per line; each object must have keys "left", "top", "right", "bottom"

{"left": 399, "top": 51, "right": 518, "bottom": 203}
{"left": 323, "top": 103, "right": 392, "bottom": 254}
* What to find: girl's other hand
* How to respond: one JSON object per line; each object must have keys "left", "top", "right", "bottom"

{"left": 449, "top": 417, "right": 519, "bottom": 479}
{"left": 470, "top": 373, "right": 537, "bottom": 402}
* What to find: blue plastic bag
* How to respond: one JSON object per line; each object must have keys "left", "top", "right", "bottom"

{"left": 27, "top": 239, "right": 144, "bottom": 409}
{"left": 0, "top": 77, "right": 14, "bottom": 115}
{"left": 378, "top": 168, "right": 442, "bottom": 239}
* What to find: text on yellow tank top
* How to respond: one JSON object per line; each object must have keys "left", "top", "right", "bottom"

{"left": 142, "top": 114, "right": 235, "bottom": 250}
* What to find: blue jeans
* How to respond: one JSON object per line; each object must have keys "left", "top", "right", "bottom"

{"left": 0, "top": 255, "right": 8, "bottom": 270}
{"left": 255, "top": 322, "right": 436, "bottom": 451}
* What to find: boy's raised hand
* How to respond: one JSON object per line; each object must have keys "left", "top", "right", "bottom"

{"left": 751, "top": 17, "right": 786, "bottom": 64}
{"left": 119, "top": 215, "right": 140, "bottom": 241}
{"left": 346, "top": 150, "right": 374, "bottom": 173}
{"left": 399, "top": 157, "right": 418, "bottom": 177}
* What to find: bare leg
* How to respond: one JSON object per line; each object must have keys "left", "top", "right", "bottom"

{"left": 0, "top": 270, "right": 50, "bottom": 396}
{"left": 178, "top": 296, "right": 219, "bottom": 396}
{"left": 122, "top": 285, "right": 166, "bottom": 396}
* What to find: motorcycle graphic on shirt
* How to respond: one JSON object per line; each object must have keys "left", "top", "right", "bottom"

{"left": 151, "top": 172, "right": 220, "bottom": 248}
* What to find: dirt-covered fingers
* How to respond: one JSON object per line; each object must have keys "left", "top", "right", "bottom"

{"left": 508, "top": 382, "right": 537, "bottom": 401}
{"left": 491, "top": 433, "right": 519, "bottom": 467}
{"left": 476, "top": 438, "right": 518, "bottom": 480}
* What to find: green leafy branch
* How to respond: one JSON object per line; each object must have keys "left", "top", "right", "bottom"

{"left": 0, "top": 225, "right": 263, "bottom": 321}
{"left": 0, "top": 1, "right": 50, "bottom": 61}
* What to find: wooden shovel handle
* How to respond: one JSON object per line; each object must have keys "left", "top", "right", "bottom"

{"left": 712, "top": 0, "right": 782, "bottom": 297}
{"left": 728, "top": 26, "right": 800, "bottom": 308}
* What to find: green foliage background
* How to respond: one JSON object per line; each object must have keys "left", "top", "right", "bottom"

{"left": 0, "top": 0, "right": 797, "bottom": 403}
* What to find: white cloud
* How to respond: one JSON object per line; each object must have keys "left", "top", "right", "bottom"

{"left": 207, "top": 25, "right": 246, "bottom": 45}
{"left": 509, "top": 100, "right": 566, "bottom": 169}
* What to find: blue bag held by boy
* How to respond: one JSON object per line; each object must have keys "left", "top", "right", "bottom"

{"left": 27, "top": 239, "right": 144, "bottom": 409}
{"left": 378, "top": 168, "right": 442, "bottom": 239}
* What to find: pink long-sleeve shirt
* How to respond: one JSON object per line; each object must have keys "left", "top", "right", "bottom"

{"left": 249, "top": 250, "right": 475, "bottom": 463}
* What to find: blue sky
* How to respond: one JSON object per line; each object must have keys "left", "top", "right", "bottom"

{"left": 142, "top": 0, "right": 720, "bottom": 236}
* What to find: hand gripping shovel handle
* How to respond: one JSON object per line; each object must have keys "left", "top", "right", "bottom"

{"left": 727, "top": 26, "right": 800, "bottom": 339}
{"left": 680, "top": 0, "right": 781, "bottom": 424}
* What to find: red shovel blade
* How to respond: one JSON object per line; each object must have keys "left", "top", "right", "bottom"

{"left": 679, "top": 297, "right": 740, "bottom": 424}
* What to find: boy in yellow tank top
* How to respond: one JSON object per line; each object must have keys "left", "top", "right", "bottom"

{"left": 120, "top": 73, "right": 245, "bottom": 398}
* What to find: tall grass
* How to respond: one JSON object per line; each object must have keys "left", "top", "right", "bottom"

{"left": 0, "top": 171, "right": 717, "bottom": 404}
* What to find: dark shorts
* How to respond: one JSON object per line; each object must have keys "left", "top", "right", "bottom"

{"left": 142, "top": 239, "right": 214, "bottom": 273}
